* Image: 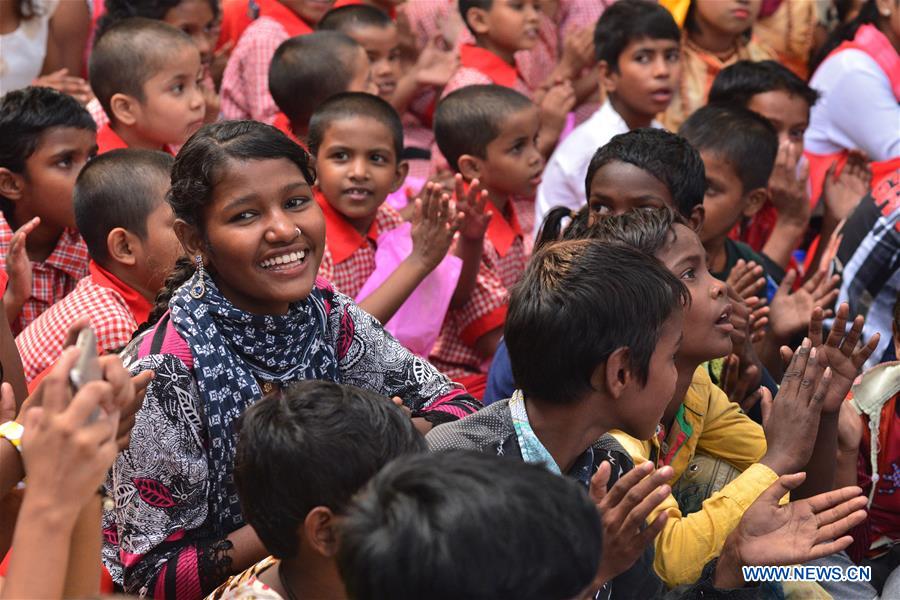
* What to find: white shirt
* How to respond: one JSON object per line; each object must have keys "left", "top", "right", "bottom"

{"left": 0, "top": 0, "right": 59, "bottom": 96}
{"left": 534, "top": 101, "right": 662, "bottom": 236}
{"left": 806, "top": 48, "right": 900, "bottom": 161}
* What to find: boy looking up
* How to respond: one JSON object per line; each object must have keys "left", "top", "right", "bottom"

{"left": 536, "top": 0, "right": 682, "bottom": 230}
{"left": 0, "top": 87, "right": 97, "bottom": 333}
{"left": 16, "top": 150, "right": 182, "bottom": 385}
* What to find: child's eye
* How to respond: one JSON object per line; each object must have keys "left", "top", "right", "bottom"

{"left": 681, "top": 268, "right": 696, "bottom": 280}
{"left": 370, "top": 153, "right": 387, "bottom": 164}
{"left": 589, "top": 203, "right": 610, "bottom": 215}
{"left": 55, "top": 156, "right": 73, "bottom": 168}
{"left": 285, "top": 196, "right": 310, "bottom": 210}
{"left": 230, "top": 210, "right": 256, "bottom": 222}
{"left": 634, "top": 52, "right": 650, "bottom": 64}
{"left": 330, "top": 151, "right": 349, "bottom": 161}
{"left": 789, "top": 128, "right": 806, "bottom": 142}
{"left": 665, "top": 50, "right": 681, "bottom": 62}
{"left": 172, "top": 83, "right": 185, "bottom": 94}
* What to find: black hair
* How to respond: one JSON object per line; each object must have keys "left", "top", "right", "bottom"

{"left": 74, "top": 149, "right": 173, "bottom": 264}
{"left": 269, "top": 32, "right": 364, "bottom": 135}
{"left": 810, "top": 0, "right": 883, "bottom": 73}
{"left": 308, "top": 92, "right": 404, "bottom": 158}
{"left": 534, "top": 206, "right": 591, "bottom": 252}
{"left": 458, "top": 0, "right": 492, "bottom": 36}
{"left": 583, "top": 128, "right": 705, "bottom": 218}
{"left": 0, "top": 87, "right": 96, "bottom": 216}
{"left": 89, "top": 17, "right": 196, "bottom": 120}
{"left": 679, "top": 104, "right": 778, "bottom": 193}
{"left": 580, "top": 206, "right": 690, "bottom": 254}
{"left": 235, "top": 380, "right": 425, "bottom": 560}
{"left": 139, "top": 120, "right": 316, "bottom": 331}
{"left": 593, "top": 0, "right": 680, "bottom": 67}
{"left": 505, "top": 239, "right": 687, "bottom": 404}
{"left": 95, "top": 0, "right": 219, "bottom": 40}
{"left": 434, "top": 84, "right": 533, "bottom": 172}
{"left": 893, "top": 292, "right": 900, "bottom": 332}
{"left": 708, "top": 60, "right": 819, "bottom": 109}
{"left": 317, "top": 4, "right": 393, "bottom": 32}
{"left": 338, "top": 450, "right": 602, "bottom": 600}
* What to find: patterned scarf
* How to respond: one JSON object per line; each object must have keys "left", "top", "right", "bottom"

{"left": 169, "top": 272, "right": 338, "bottom": 533}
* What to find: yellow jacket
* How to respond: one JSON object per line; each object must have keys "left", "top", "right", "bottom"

{"left": 610, "top": 366, "right": 778, "bottom": 587}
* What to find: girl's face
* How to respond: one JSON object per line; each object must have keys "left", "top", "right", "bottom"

{"left": 183, "top": 157, "right": 325, "bottom": 315}
{"left": 693, "top": 0, "right": 762, "bottom": 37}
{"left": 164, "top": 0, "right": 218, "bottom": 66}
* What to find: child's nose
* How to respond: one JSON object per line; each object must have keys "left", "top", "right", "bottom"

{"left": 349, "top": 158, "right": 369, "bottom": 179}
{"left": 265, "top": 215, "right": 300, "bottom": 243}
{"left": 710, "top": 279, "right": 726, "bottom": 299}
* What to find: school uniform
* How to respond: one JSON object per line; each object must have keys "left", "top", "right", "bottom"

{"left": 95, "top": 123, "right": 178, "bottom": 156}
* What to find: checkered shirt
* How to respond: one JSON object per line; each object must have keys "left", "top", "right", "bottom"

{"left": 0, "top": 216, "right": 89, "bottom": 334}
{"left": 318, "top": 203, "right": 406, "bottom": 299}
{"left": 16, "top": 274, "right": 139, "bottom": 383}
{"left": 219, "top": 16, "right": 289, "bottom": 124}
{"left": 429, "top": 213, "right": 527, "bottom": 378}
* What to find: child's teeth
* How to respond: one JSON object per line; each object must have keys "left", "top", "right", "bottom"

{"left": 261, "top": 251, "right": 308, "bottom": 268}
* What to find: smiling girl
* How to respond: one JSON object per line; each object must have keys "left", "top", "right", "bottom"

{"left": 101, "top": 121, "right": 479, "bottom": 600}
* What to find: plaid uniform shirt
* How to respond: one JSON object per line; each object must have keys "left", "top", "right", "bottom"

{"left": 0, "top": 216, "right": 89, "bottom": 334}
{"left": 16, "top": 261, "right": 152, "bottom": 383}
{"left": 429, "top": 202, "right": 527, "bottom": 378}
{"left": 220, "top": 3, "right": 313, "bottom": 124}
{"left": 317, "top": 194, "right": 406, "bottom": 299}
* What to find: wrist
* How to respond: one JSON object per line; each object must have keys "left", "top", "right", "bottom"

{"left": 760, "top": 452, "right": 795, "bottom": 476}
{"left": 713, "top": 535, "right": 746, "bottom": 589}
{"left": 18, "top": 491, "right": 81, "bottom": 532}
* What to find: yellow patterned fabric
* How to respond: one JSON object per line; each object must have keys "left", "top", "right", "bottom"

{"left": 755, "top": 0, "right": 820, "bottom": 78}
{"left": 205, "top": 556, "right": 282, "bottom": 600}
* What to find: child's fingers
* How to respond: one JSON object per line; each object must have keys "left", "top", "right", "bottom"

{"left": 619, "top": 480, "right": 671, "bottom": 536}
{"left": 840, "top": 314, "right": 865, "bottom": 355}
{"left": 637, "top": 511, "right": 669, "bottom": 550}
{"left": 0, "top": 382, "right": 16, "bottom": 422}
{"left": 589, "top": 461, "right": 611, "bottom": 505}
{"left": 599, "top": 461, "right": 655, "bottom": 509}
{"left": 808, "top": 306, "right": 825, "bottom": 347}
{"left": 40, "top": 346, "right": 81, "bottom": 413}
{"left": 776, "top": 269, "right": 798, "bottom": 298}
{"left": 759, "top": 387, "right": 773, "bottom": 427}
{"left": 63, "top": 380, "right": 113, "bottom": 430}
{"left": 807, "top": 363, "right": 832, "bottom": 409}
{"left": 781, "top": 338, "right": 812, "bottom": 397}
{"left": 852, "top": 333, "right": 881, "bottom": 369}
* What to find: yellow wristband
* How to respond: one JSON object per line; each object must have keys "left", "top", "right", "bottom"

{"left": 0, "top": 420, "right": 23, "bottom": 453}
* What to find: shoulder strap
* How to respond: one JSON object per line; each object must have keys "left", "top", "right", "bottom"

{"left": 149, "top": 313, "right": 170, "bottom": 356}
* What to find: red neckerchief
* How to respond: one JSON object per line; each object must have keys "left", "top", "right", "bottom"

{"left": 315, "top": 189, "right": 378, "bottom": 264}
{"left": 459, "top": 44, "right": 519, "bottom": 88}
{"left": 96, "top": 123, "right": 129, "bottom": 155}
{"left": 485, "top": 200, "right": 522, "bottom": 257}
{"left": 88, "top": 260, "right": 152, "bottom": 324}
{"left": 261, "top": 0, "right": 314, "bottom": 36}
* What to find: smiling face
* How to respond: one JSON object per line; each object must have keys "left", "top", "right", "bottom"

{"left": 132, "top": 44, "right": 206, "bottom": 148}
{"left": 587, "top": 160, "right": 673, "bottom": 217}
{"left": 314, "top": 116, "right": 405, "bottom": 235}
{"left": 345, "top": 24, "right": 401, "bottom": 100}
{"left": 469, "top": 105, "right": 544, "bottom": 198}
{"left": 476, "top": 0, "right": 541, "bottom": 53}
{"left": 746, "top": 90, "right": 810, "bottom": 151}
{"left": 163, "top": 0, "right": 218, "bottom": 66}
{"left": 603, "top": 37, "right": 681, "bottom": 125}
{"left": 656, "top": 223, "right": 733, "bottom": 366}
{"left": 180, "top": 157, "right": 326, "bottom": 315}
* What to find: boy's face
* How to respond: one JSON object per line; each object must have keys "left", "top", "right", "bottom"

{"left": 345, "top": 24, "right": 401, "bottom": 100}
{"left": 134, "top": 201, "right": 183, "bottom": 296}
{"left": 282, "top": 0, "right": 336, "bottom": 25}
{"left": 475, "top": 0, "right": 541, "bottom": 52}
{"left": 469, "top": 106, "right": 544, "bottom": 198}
{"left": 346, "top": 46, "right": 379, "bottom": 96}
{"left": 604, "top": 37, "right": 681, "bottom": 120}
{"left": 747, "top": 90, "right": 809, "bottom": 152}
{"left": 614, "top": 309, "right": 683, "bottom": 440}
{"left": 21, "top": 126, "right": 97, "bottom": 230}
{"left": 315, "top": 116, "right": 406, "bottom": 234}
{"left": 587, "top": 160, "right": 673, "bottom": 217}
{"left": 164, "top": 0, "right": 217, "bottom": 66}
{"left": 656, "top": 224, "right": 733, "bottom": 365}
{"left": 132, "top": 44, "right": 205, "bottom": 148}
{"left": 697, "top": 151, "right": 759, "bottom": 246}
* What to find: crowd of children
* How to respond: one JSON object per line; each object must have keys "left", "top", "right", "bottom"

{"left": 0, "top": 0, "right": 898, "bottom": 598}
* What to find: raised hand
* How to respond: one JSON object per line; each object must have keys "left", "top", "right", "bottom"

{"left": 5, "top": 217, "right": 40, "bottom": 319}
{"left": 560, "top": 25, "right": 595, "bottom": 75}
{"left": 589, "top": 461, "right": 673, "bottom": 586}
{"left": 453, "top": 174, "right": 491, "bottom": 242}
{"left": 714, "top": 472, "right": 867, "bottom": 589}
{"left": 768, "top": 142, "right": 811, "bottom": 228}
{"left": 32, "top": 69, "right": 93, "bottom": 105}
{"left": 539, "top": 79, "right": 576, "bottom": 138}
{"left": 410, "top": 182, "right": 461, "bottom": 271}
{"left": 768, "top": 269, "right": 840, "bottom": 341}
{"left": 414, "top": 34, "right": 459, "bottom": 88}
{"left": 823, "top": 151, "right": 871, "bottom": 223}
{"left": 760, "top": 339, "right": 832, "bottom": 475}
{"left": 726, "top": 259, "right": 766, "bottom": 301}
{"left": 721, "top": 354, "right": 763, "bottom": 413}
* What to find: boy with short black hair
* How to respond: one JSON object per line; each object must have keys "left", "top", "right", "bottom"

{"left": 16, "top": 149, "right": 182, "bottom": 384}
{"left": 268, "top": 32, "right": 375, "bottom": 141}
{"left": 535, "top": 0, "right": 682, "bottom": 230}
{"left": 208, "top": 380, "right": 425, "bottom": 600}
{"left": 429, "top": 84, "right": 543, "bottom": 396}
{"left": 89, "top": 18, "right": 206, "bottom": 154}
{"left": 0, "top": 87, "right": 97, "bottom": 334}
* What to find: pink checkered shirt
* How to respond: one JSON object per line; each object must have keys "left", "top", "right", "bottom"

{"left": 316, "top": 194, "right": 406, "bottom": 299}
{"left": 16, "top": 261, "right": 152, "bottom": 384}
{"left": 0, "top": 216, "right": 89, "bottom": 334}
{"left": 429, "top": 201, "right": 527, "bottom": 378}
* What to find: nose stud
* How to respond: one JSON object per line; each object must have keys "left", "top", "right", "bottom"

{"left": 295, "top": 227, "right": 302, "bottom": 239}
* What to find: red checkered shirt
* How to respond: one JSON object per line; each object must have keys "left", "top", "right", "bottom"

{"left": 220, "top": 2, "right": 314, "bottom": 124}
{"left": 16, "top": 261, "right": 152, "bottom": 384}
{"left": 316, "top": 192, "right": 406, "bottom": 299}
{"left": 0, "top": 216, "right": 89, "bottom": 334}
{"left": 429, "top": 200, "right": 527, "bottom": 378}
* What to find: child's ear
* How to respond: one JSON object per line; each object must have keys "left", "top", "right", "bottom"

{"left": 465, "top": 7, "right": 490, "bottom": 36}
{"left": 106, "top": 227, "right": 139, "bottom": 267}
{"left": 598, "top": 60, "right": 618, "bottom": 94}
{"left": 173, "top": 219, "right": 204, "bottom": 259}
{"left": 742, "top": 187, "right": 768, "bottom": 218}
{"left": 304, "top": 506, "right": 339, "bottom": 557}
{"left": 0, "top": 168, "right": 24, "bottom": 202}
{"left": 600, "top": 346, "right": 632, "bottom": 399}
{"left": 109, "top": 93, "right": 140, "bottom": 127}
{"left": 390, "top": 160, "right": 410, "bottom": 194}
{"left": 688, "top": 204, "right": 705, "bottom": 232}
{"left": 457, "top": 154, "right": 481, "bottom": 182}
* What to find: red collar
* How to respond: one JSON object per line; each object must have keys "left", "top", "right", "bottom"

{"left": 89, "top": 260, "right": 152, "bottom": 324}
{"left": 261, "top": 0, "right": 314, "bottom": 36}
{"left": 96, "top": 123, "right": 129, "bottom": 155}
{"left": 486, "top": 200, "right": 522, "bottom": 257}
{"left": 332, "top": 0, "right": 396, "bottom": 19}
{"left": 459, "top": 43, "right": 519, "bottom": 88}
{"left": 315, "top": 190, "right": 378, "bottom": 264}
{"left": 272, "top": 112, "right": 305, "bottom": 147}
